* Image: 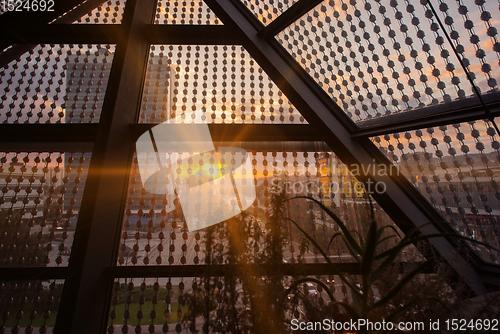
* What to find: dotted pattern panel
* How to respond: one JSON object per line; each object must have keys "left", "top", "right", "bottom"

{"left": 0, "top": 0, "right": 24, "bottom": 15}
{"left": 107, "top": 276, "right": 347, "bottom": 333}
{"left": 108, "top": 277, "right": 256, "bottom": 333}
{"left": 277, "top": 0, "right": 499, "bottom": 122}
{"left": 155, "top": 0, "right": 221, "bottom": 25}
{"left": 74, "top": 0, "right": 126, "bottom": 24}
{"left": 0, "top": 152, "right": 91, "bottom": 267}
{"left": 140, "top": 45, "right": 306, "bottom": 124}
{"left": 0, "top": 279, "right": 63, "bottom": 332}
{"left": 118, "top": 143, "right": 399, "bottom": 267}
{"left": 240, "top": 0, "right": 298, "bottom": 25}
{"left": 0, "top": 44, "right": 115, "bottom": 124}
{"left": 373, "top": 119, "right": 500, "bottom": 263}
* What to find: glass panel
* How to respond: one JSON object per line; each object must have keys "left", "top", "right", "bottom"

{"left": 108, "top": 277, "right": 230, "bottom": 333}
{"left": 118, "top": 141, "right": 402, "bottom": 266}
{"left": 108, "top": 269, "right": 448, "bottom": 333}
{"left": 0, "top": 151, "right": 92, "bottom": 267}
{"left": 373, "top": 119, "right": 500, "bottom": 263}
{"left": 155, "top": 0, "right": 221, "bottom": 25}
{"left": 140, "top": 45, "right": 306, "bottom": 124}
{"left": 276, "top": 0, "right": 500, "bottom": 122}
{"left": 73, "top": 0, "right": 126, "bottom": 24}
{"left": 240, "top": 0, "right": 298, "bottom": 26}
{"left": 107, "top": 276, "right": 316, "bottom": 333}
{"left": 0, "top": 279, "right": 64, "bottom": 332}
{"left": 0, "top": 44, "right": 115, "bottom": 123}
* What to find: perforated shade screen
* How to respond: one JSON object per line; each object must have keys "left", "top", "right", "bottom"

{"left": 0, "top": 151, "right": 92, "bottom": 267}
{"left": 140, "top": 45, "right": 306, "bottom": 124}
{"left": 276, "top": 0, "right": 499, "bottom": 122}
{"left": 373, "top": 119, "right": 500, "bottom": 263}
{"left": 119, "top": 141, "right": 405, "bottom": 266}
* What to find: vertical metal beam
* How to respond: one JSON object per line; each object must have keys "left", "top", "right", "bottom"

{"left": 204, "top": 0, "right": 488, "bottom": 295}
{"left": 54, "top": 0, "right": 157, "bottom": 333}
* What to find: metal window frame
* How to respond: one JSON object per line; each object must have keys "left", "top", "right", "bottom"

{"left": 0, "top": 0, "right": 499, "bottom": 332}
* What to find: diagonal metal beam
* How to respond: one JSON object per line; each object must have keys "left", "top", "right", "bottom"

{"left": 354, "top": 91, "right": 500, "bottom": 138}
{"left": 53, "top": 0, "right": 158, "bottom": 333}
{"left": 259, "top": 0, "right": 323, "bottom": 38}
{"left": 204, "top": 0, "right": 491, "bottom": 295}
{"left": 49, "top": 0, "right": 108, "bottom": 24}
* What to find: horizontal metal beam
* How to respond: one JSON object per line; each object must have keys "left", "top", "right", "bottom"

{"left": 145, "top": 25, "right": 241, "bottom": 45}
{"left": 0, "top": 123, "right": 330, "bottom": 153}
{"left": 53, "top": 1, "right": 160, "bottom": 332}
{"left": 50, "top": 0, "right": 108, "bottom": 24}
{"left": 0, "top": 124, "right": 99, "bottom": 143}
{"left": 0, "top": 44, "right": 38, "bottom": 69}
{"left": 105, "top": 262, "right": 433, "bottom": 278}
{"left": 131, "top": 123, "right": 321, "bottom": 142}
{"left": 0, "top": 124, "right": 95, "bottom": 155}
{"left": 0, "top": 0, "right": 89, "bottom": 28}
{"left": 2, "top": 24, "right": 240, "bottom": 46}
{"left": 0, "top": 267, "right": 68, "bottom": 280}
{"left": 2, "top": 25, "right": 122, "bottom": 45}
{"left": 354, "top": 91, "right": 500, "bottom": 138}
{"left": 259, "top": 0, "right": 322, "bottom": 38}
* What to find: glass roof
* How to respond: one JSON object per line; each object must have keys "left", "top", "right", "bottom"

{"left": 141, "top": 45, "right": 306, "bottom": 124}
